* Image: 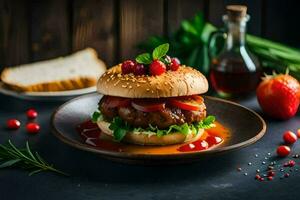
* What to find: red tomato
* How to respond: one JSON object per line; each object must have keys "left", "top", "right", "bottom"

{"left": 26, "top": 122, "right": 40, "bottom": 134}
{"left": 297, "top": 129, "right": 300, "bottom": 138}
{"left": 256, "top": 74, "right": 300, "bottom": 120}
{"left": 168, "top": 98, "right": 201, "bottom": 111}
{"left": 131, "top": 100, "right": 165, "bottom": 112}
{"left": 283, "top": 131, "right": 297, "bottom": 144}
{"left": 102, "top": 96, "right": 131, "bottom": 108}
{"left": 277, "top": 145, "right": 291, "bottom": 157}
{"left": 7, "top": 119, "right": 21, "bottom": 130}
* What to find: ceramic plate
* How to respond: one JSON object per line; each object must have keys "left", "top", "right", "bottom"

{"left": 51, "top": 93, "right": 266, "bottom": 164}
{"left": 0, "top": 82, "right": 97, "bottom": 101}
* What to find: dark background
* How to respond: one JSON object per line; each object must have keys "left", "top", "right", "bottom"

{"left": 1, "top": 0, "right": 300, "bottom": 69}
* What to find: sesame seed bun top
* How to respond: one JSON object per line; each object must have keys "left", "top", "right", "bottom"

{"left": 97, "top": 64, "right": 208, "bottom": 98}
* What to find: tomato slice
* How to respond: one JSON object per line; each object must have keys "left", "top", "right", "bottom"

{"left": 131, "top": 100, "right": 165, "bottom": 112}
{"left": 102, "top": 96, "right": 131, "bottom": 108}
{"left": 191, "top": 95, "right": 204, "bottom": 103}
{"left": 168, "top": 98, "right": 201, "bottom": 111}
{"left": 168, "top": 95, "right": 204, "bottom": 111}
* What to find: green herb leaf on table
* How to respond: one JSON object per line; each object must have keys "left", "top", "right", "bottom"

{"left": 136, "top": 53, "right": 152, "bottom": 64}
{"left": 0, "top": 140, "right": 68, "bottom": 176}
{"left": 152, "top": 43, "right": 169, "bottom": 60}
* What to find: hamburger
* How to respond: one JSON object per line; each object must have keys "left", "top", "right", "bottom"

{"left": 92, "top": 43, "right": 215, "bottom": 146}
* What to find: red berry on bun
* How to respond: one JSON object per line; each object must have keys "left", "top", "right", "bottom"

{"left": 133, "top": 63, "right": 146, "bottom": 75}
{"left": 121, "top": 60, "right": 135, "bottom": 74}
{"left": 149, "top": 60, "right": 166, "bottom": 76}
{"left": 170, "top": 58, "right": 180, "bottom": 71}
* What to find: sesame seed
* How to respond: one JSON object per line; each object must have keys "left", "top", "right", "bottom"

{"left": 121, "top": 85, "right": 127, "bottom": 88}
{"left": 129, "top": 86, "right": 132, "bottom": 89}
{"left": 146, "top": 89, "right": 150, "bottom": 91}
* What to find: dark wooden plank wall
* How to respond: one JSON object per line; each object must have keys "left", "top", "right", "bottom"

{"left": 0, "top": 0, "right": 300, "bottom": 69}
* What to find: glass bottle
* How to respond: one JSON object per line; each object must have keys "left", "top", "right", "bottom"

{"left": 209, "top": 5, "right": 262, "bottom": 98}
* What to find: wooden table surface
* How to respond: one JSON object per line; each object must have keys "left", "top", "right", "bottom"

{"left": 0, "top": 93, "right": 300, "bottom": 200}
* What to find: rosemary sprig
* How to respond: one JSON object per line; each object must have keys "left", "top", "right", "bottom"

{"left": 0, "top": 140, "right": 68, "bottom": 176}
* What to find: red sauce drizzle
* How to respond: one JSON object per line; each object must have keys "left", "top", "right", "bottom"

{"left": 76, "top": 120, "right": 229, "bottom": 154}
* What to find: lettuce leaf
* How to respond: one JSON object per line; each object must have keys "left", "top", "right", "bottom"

{"left": 91, "top": 111, "right": 103, "bottom": 123}
{"left": 91, "top": 110, "right": 216, "bottom": 142}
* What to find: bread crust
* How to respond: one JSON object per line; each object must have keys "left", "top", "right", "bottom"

{"left": 97, "top": 64, "right": 208, "bottom": 98}
{"left": 0, "top": 48, "right": 105, "bottom": 92}
{"left": 1, "top": 75, "right": 97, "bottom": 92}
{"left": 97, "top": 120, "right": 204, "bottom": 146}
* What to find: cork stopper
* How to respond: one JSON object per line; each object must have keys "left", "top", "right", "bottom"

{"left": 226, "top": 5, "right": 247, "bottom": 21}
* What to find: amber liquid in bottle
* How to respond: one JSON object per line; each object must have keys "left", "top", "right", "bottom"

{"left": 210, "top": 57, "right": 262, "bottom": 96}
{"left": 209, "top": 6, "right": 262, "bottom": 98}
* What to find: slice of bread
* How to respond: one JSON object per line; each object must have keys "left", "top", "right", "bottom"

{"left": 0, "top": 48, "right": 106, "bottom": 92}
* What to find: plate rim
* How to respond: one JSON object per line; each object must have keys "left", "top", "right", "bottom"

{"left": 51, "top": 93, "right": 267, "bottom": 160}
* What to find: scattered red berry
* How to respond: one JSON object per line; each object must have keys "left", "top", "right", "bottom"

{"left": 283, "top": 162, "right": 289, "bottom": 167}
{"left": 26, "top": 109, "right": 38, "bottom": 119}
{"left": 267, "top": 176, "right": 273, "bottom": 181}
{"left": 169, "top": 58, "right": 180, "bottom": 71}
{"left": 121, "top": 60, "right": 135, "bottom": 74}
{"left": 284, "top": 173, "right": 290, "bottom": 178}
{"left": 255, "top": 174, "right": 261, "bottom": 180}
{"left": 297, "top": 129, "right": 300, "bottom": 138}
{"left": 283, "top": 130, "right": 297, "bottom": 144}
{"left": 133, "top": 63, "right": 146, "bottom": 75}
{"left": 26, "top": 122, "right": 40, "bottom": 134}
{"left": 268, "top": 171, "right": 275, "bottom": 177}
{"left": 288, "top": 160, "right": 296, "bottom": 167}
{"left": 259, "top": 177, "right": 264, "bottom": 181}
{"left": 149, "top": 60, "right": 166, "bottom": 76}
{"left": 7, "top": 119, "right": 21, "bottom": 130}
{"left": 277, "top": 145, "right": 291, "bottom": 157}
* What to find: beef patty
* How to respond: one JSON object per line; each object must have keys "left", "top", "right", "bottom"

{"left": 99, "top": 98, "right": 206, "bottom": 129}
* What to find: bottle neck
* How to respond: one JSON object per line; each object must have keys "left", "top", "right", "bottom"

{"left": 224, "top": 16, "right": 248, "bottom": 50}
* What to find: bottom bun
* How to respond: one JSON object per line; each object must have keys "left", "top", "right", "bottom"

{"left": 97, "top": 120, "right": 204, "bottom": 146}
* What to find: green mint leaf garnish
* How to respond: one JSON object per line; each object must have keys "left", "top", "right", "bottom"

{"left": 136, "top": 53, "right": 152, "bottom": 64}
{"left": 91, "top": 111, "right": 103, "bottom": 123}
{"left": 152, "top": 43, "right": 169, "bottom": 60}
